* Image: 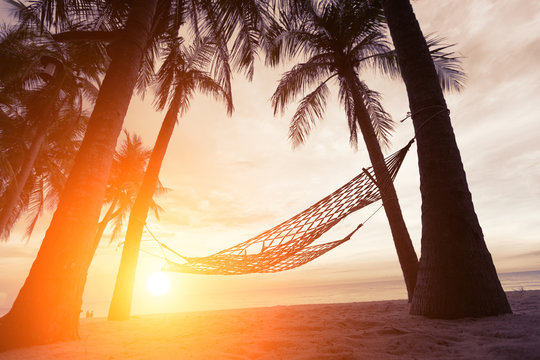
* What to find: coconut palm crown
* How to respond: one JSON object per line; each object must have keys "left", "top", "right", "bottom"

{"left": 95, "top": 131, "right": 166, "bottom": 247}
{"left": 266, "top": 0, "right": 465, "bottom": 148}
{"left": 154, "top": 36, "right": 233, "bottom": 116}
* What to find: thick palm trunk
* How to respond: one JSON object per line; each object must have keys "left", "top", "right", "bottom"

{"left": 344, "top": 70, "right": 418, "bottom": 301}
{"left": 0, "top": 0, "right": 158, "bottom": 351}
{"left": 380, "top": 0, "right": 511, "bottom": 318}
{"left": 108, "top": 96, "right": 181, "bottom": 321}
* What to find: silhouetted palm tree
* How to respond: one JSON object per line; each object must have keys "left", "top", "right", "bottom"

{"left": 0, "top": 0, "right": 160, "bottom": 350}
{"left": 378, "top": 0, "right": 511, "bottom": 318}
{"left": 266, "top": 1, "right": 464, "bottom": 299}
{"left": 0, "top": 103, "right": 88, "bottom": 239}
{"left": 0, "top": 24, "right": 103, "bottom": 240}
{"left": 93, "top": 131, "right": 165, "bottom": 250}
{"left": 0, "top": 0, "right": 278, "bottom": 348}
{"left": 108, "top": 36, "right": 233, "bottom": 321}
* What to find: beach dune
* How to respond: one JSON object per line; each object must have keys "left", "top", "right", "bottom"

{"left": 2, "top": 290, "right": 539, "bottom": 359}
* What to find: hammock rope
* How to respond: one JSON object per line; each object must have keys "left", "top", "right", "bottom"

{"left": 152, "top": 140, "right": 414, "bottom": 275}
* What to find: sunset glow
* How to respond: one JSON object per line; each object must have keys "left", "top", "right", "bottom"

{"left": 146, "top": 272, "right": 170, "bottom": 296}
{"left": 0, "top": 0, "right": 538, "bottom": 323}
{"left": 0, "top": 0, "right": 539, "bottom": 357}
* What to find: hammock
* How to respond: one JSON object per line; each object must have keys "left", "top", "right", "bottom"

{"left": 160, "top": 140, "right": 414, "bottom": 275}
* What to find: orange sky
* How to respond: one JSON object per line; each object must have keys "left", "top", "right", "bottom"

{"left": 1, "top": 1, "right": 539, "bottom": 316}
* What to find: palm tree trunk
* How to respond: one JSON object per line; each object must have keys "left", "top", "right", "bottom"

{"left": 0, "top": 0, "right": 158, "bottom": 351}
{"left": 343, "top": 70, "right": 419, "bottom": 301}
{"left": 108, "top": 96, "right": 181, "bottom": 321}
{"left": 379, "top": 0, "right": 511, "bottom": 318}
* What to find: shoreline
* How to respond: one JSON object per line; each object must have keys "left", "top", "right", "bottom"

{"left": 2, "top": 290, "right": 539, "bottom": 359}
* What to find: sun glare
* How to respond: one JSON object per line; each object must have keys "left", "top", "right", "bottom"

{"left": 146, "top": 272, "right": 170, "bottom": 296}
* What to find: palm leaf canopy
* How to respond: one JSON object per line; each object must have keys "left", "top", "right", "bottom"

{"left": 0, "top": 19, "right": 104, "bottom": 240}
{"left": 102, "top": 131, "right": 166, "bottom": 244}
{"left": 266, "top": 0, "right": 464, "bottom": 149}
{"left": 153, "top": 36, "right": 233, "bottom": 116}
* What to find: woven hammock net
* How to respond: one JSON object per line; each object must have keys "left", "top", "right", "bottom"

{"left": 162, "top": 141, "right": 413, "bottom": 275}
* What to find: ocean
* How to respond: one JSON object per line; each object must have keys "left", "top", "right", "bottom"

{"left": 161, "top": 270, "right": 540, "bottom": 314}
{"left": 242, "top": 270, "right": 539, "bottom": 308}
{"left": 1, "top": 270, "right": 539, "bottom": 317}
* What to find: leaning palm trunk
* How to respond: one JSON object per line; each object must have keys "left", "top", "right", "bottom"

{"left": 0, "top": 0, "right": 159, "bottom": 351}
{"left": 108, "top": 95, "right": 181, "bottom": 321}
{"left": 343, "top": 70, "right": 418, "bottom": 301}
{"left": 379, "top": 0, "right": 511, "bottom": 318}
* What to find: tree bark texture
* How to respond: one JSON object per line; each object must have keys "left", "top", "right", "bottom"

{"left": 108, "top": 96, "right": 181, "bottom": 321}
{"left": 0, "top": 0, "right": 158, "bottom": 351}
{"left": 343, "top": 69, "right": 419, "bottom": 301}
{"left": 380, "top": 0, "right": 511, "bottom": 318}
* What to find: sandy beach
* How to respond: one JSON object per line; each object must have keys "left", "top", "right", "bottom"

{"left": 0, "top": 290, "right": 538, "bottom": 359}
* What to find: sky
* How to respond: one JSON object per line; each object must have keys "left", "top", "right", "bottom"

{"left": 1, "top": 1, "right": 539, "bottom": 316}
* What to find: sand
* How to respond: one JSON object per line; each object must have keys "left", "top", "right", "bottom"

{"left": 1, "top": 290, "right": 539, "bottom": 359}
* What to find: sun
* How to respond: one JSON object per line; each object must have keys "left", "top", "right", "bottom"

{"left": 146, "top": 272, "right": 170, "bottom": 296}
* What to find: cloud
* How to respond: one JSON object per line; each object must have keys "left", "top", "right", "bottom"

{"left": 505, "top": 250, "right": 540, "bottom": 260}
{"left": 158, "top": 185, "right": 279, "bottom": 229}
{"left": 0, "top": 244, "right": 38, "bottom": 259}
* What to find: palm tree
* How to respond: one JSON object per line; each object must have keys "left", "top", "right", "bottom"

{"left": 378, "top": 0, "right": 511, "bottom": 318}
{"left": 0, "top": 0, "right": 269, "bottom": 348}
{"left": 0, "top": 24, "right": 103, "bottom": 239}
{"left": 93, "top": 131, "right": 165, "bottom": 250}
{"left": 0, "top": 96, "right": 89, "bottom": 240}
{"left": 108, "top": 36, "right": 233, "bottom": 321}
{"left": 0, "top": 0, "right": 160, "bottom": 350}
{"left": 266, "top": 1, "right": 464, "bottom": 300}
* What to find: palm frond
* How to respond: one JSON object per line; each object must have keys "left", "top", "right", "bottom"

{"left": 149, "top": 198, "right": 164, "bottom": 221}
{"left": 192, "top": 0, "right": 234, "bottom": 98}
{"left": 426, "top": 35, "right": 466, "bottom": 92}
{"left": 356, "top": 80, "right": 394, "bottom": 150}
{"left": 271, "top": 57, "right": 332, "bottom": 116}
{"left": 99, "top": 130, "right": 165, "bottom": 244}
{"left": 23, "top": 172, "right": 45, "bottom": 241}
{"left": 263, "top": 19, "right": 321, "bottom": 67}
{"left": 75, "top": 76, "right": 98, "bottom": 103}
{"left": 108, "top": 204, "right": 125, "bottom": 244}
{"left": 352, "top": 33, "right": 401, "bottom": 80}
{"left": 338, "top": 80, "right": 359, "bottom": 149}
{"left": 185, "top": 37, "right": 215, "bottom": 72}
{"left": 154, "top": 37, "right": 185, "bottom": 111}
{"left": 136, "top": 39, "right": 158, "bottom": 98}
{"left": 192, "top": 71, "right": 233, "bottom": 115}
{"left": 199, "top": 0, "right": 268, "bottom": 81}
{"left": 288, "top": 81, "right": 329, "bottom": 147}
